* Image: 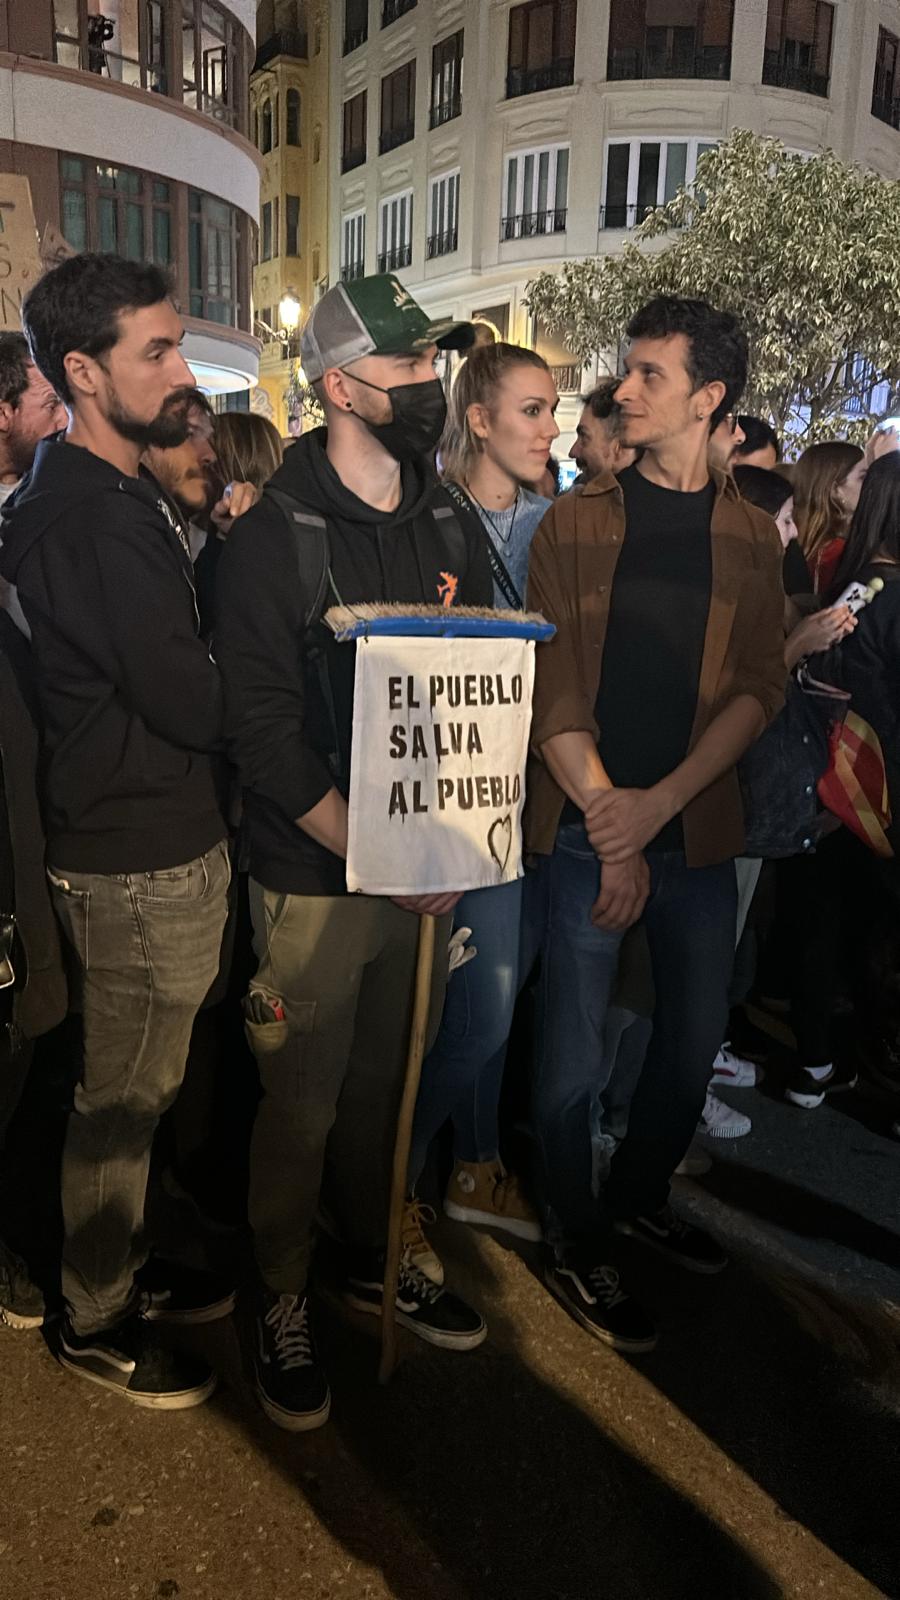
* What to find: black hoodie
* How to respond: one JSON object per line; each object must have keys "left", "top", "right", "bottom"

{"left": 214, "top": 428, "right": 493, "bottom": 895}
{"left": 0, "top": 435, "right": 226, "bottom": 873}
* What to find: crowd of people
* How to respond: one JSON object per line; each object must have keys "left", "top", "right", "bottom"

{"left": 0, "top": 251, "right": 895, "bottom": 1436}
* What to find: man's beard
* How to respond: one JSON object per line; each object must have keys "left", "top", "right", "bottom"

{"left": 107, "top": 384, "right": 195, "bottom": 450}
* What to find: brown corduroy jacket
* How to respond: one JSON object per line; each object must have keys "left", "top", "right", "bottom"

{"left": 524, "top": 467, "right": 787, "bottom": 868}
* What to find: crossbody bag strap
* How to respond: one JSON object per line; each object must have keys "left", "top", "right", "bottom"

{"left": 442, "top": 480, "right": 523, "bottom": 610}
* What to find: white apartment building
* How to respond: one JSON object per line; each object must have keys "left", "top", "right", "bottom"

{"left": 330, "top": 0, "right": 900, "bottom": 446}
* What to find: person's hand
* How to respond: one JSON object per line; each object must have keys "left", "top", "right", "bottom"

{"left": 790, "top": 604, "right": 856, "bottom": 657}
{"left": 585, "top": 786, "right": 675, "bottom": 864}
{"left": 591, "top": 853, "right": 650, "bottom": 932}
{"left": 210, "top": 480, "right": 259, "bottom": 535}
{"left": 392, "top": 892, "right": 463, "bottom": 917}
{"left": 865, "top": 425, "right": 900, "bottom": 466}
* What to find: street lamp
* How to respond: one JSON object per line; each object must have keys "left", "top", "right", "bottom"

{"left": 279, "top": 293, "right": 301, "bottom": 337}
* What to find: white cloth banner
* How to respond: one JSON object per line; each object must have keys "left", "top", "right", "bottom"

{"left": 346, "top": 634, "right": 536, "bottom": 895}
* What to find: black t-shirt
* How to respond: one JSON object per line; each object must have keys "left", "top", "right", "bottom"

{"left": 782, "top": 538, "right": 812, "bottom": 598}
{"left": 593, "top": 463, "right": 713, "bottom": 851}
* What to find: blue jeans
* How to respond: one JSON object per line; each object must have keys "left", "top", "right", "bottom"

{"left": 410, "top": 877, "right": 535, "bottom": 1184}
{"left": 533, "top": 824, "right": 737, "bottom": 1249}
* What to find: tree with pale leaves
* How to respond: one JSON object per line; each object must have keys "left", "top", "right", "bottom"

{"left": 525, "top": 128, "right": 900, "bottom": 449}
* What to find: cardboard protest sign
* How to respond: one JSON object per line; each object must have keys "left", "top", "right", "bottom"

{"left": 0, "top": 177, "right": 42, "bottom": 334}
{"left": 346, "top": 634, "right": 536, "bottom": 895}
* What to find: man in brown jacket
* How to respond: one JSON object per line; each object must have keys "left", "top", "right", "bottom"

{"left": 526, "top": 296, "right": 785, "bottom": 1352}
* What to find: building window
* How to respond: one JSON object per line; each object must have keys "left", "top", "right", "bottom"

{"left": 273, "top": 91, "right": 280, "bottom": 147}
{"left": 501, "top": 144, "right": 569, "bottom": 240}
{"left": 313, "top": 125, "right": 321, "bottom": 162}
{"left": 431, "top": 31, "right": 463, "bottom": 127}
{"left": 427, "top": 170, "right": 460, "bottom": 258}
{"left": 378, "top": 190, "right": 413, "bottom": 272}
{"left": 189, "top": 188, "right": 240, "bottom": 325}
{"left": 286, "top": 195, "right": 300, "bottom": 257}
{"left": 286, "top": 87, "right": 301, "bottom": 145}
{"left": 261, "top": 200, "right": 273, "bottom": 260}
{"left": 261, "top": 96, "right": 273, "bottom": 152}
{"left": 380, "top": 60, "right": 416, "bottom": 154}
{"left": 873, "top": 27, "right": 900, "bottom": 130}
{"left": 344, "top": 0, "right": 368, "bottom": 54}
{"left": 762, "top": 0, "right": 833, "bottom": 97}
{"left": 181, "top": 0, "right": 241, "bottom": 126}
{"left": 601, "top": 137, "right": 717, "bottom": 227}
{"left": 52, "top": 0, "right": 167, "bottom": 91}
{"left": 507, "top": 1, "right": 576, "bottom": 98}
{"left": 342, "top": 90, "right": 368, "bottom": 173}
{"left": 341, "top": 209, "right": 366, "bottom": 281}
{"left": 59, "top": 156, "right": 173, "bottom": 263}
{"left": 382, "top": 0, "right": 417, "bottom": 27}
{"left": 607, "top": 0, "right": 733, "bottom": 83}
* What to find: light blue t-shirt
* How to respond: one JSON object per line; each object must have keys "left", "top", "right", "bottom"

{"left": 464, "top": 486, "right": 552, "bottom": 610}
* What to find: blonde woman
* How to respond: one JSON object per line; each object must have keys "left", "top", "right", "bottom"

{"left": 792, "top": 440, "right": 866, "bottom": 593}
{"left": 405, "top": 343, "right": 559, "bottom": 1281}
{"left": 213, "top": 412, "right": 283, "bottom": 496}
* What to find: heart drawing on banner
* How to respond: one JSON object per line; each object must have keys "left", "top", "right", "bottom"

{"left": 488, "top": 814, "right": 512, "bottom": 874}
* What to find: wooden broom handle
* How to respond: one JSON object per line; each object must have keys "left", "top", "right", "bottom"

{"left": 380, "top": 911, "right": 437, "bottom": 1384}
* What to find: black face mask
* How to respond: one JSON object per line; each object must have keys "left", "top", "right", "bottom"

{"left": 341, "top": 371, "right": 447, "bottom": 462}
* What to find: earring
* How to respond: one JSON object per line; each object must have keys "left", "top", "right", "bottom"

{"left": 345, "top": 402, "right": 352, "bottom": 410}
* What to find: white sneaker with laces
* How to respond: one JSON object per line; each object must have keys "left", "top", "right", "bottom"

{"left": 698, "top": 1091, "right": 752, "bottom": 1140}
{"left": 710, "top": 1045, "right": 762, "bottom": 1089}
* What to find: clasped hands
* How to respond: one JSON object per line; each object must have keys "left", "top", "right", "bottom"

{"left": 584, "top": 785, "right": 675, "bottom": 933}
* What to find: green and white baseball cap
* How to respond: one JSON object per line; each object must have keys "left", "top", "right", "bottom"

{"left": 300, "top": 274, "right": 475, "bottom": 382}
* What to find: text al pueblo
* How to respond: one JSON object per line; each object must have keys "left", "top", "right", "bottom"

{"left": 386, "top": 671, "right": 524, "bottom": 820}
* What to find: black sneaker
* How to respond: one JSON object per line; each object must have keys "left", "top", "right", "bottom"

{"left": 785, "top": 1060, "right": 859, "bottom": 1109}
{"left": 545, "top": 1255, "right": 657, "bottom": 1353}
{"left": 0, "top": 1239, "right": 45, "bottom": 1331}
{"left": 138, "top": 1257, "right": 235, "bottom": 1325}
{"left": 58, "top": 1312, "right": 216, "bottom": 1409}
{"left": 614, "top": 1206, "right": 728, "bottom": 1274}
{"left": 253, "top": 1287, "right": 330, "bottom": 1432}
{"left": 342, "top": 1255, "right": 487, "bottom": 1351}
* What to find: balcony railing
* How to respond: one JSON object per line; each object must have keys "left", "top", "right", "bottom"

{"left": 872, "top": 92, "right": 900, "bottom": 129}
{"left": 546, "top": 363, "right": 582, "bottom": 393}
{"left": 340, "top": 261, "right": 365, "bottom": 283}
{"left": 430, "top": 95, "right": 462, "bottom": 128}
{"left": 378, "top": 242, "right": 413, "bottom": 271}
{"left": 426, "top": 228, "right": 459, "bottom": 259}
{"left": 501, "top": 208, "right": 568, "bottom": 242}
{"left": 254, "top": 30, "right": 307, "bottom": 70}
{"left": 343, "top": 26, "right": 367, "bottom": 55}
{"left": 380, "top": 121, "right": 415, "bottom": 154}
{"left": 382, "top": 0, "right": 416, "bottom": 26}
{"left": 341, "top": 144, "right": 367, "bottom": 174}
{"left": 599, "top": 203, "right": 657, "bottom": 229}
{"left": 762, "top": 54, "right": 829, "bottom": 97}
{"left": 607, "top": 45, "right": 730, "bottom": 81}
{"left": 506, "top": 58, "right": 575, "bottom": 98}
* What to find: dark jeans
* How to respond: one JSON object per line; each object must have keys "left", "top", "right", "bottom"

{"left": 533, "top": 824, "right": 737, "bottom": 1248}
{"left": 48, "top": 842, "right": 231, "bottom": 1334}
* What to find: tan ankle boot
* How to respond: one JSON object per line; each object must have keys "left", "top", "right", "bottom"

{"left": 443, "top": 1160, "right": 542, "bottom": 1242}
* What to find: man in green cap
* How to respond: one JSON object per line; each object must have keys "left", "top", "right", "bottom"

{"left": 215, "top": 276, "right": 493, "bottom": 1430}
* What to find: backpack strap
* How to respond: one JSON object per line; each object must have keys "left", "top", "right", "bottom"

{"left": 264, "top": 484, "right": 342, "bottom": 631}
{"left": 441, "top": 480, "right": 523, "bottom": 609}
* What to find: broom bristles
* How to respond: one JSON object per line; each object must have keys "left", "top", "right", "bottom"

{"left": 324, "top": 602, "right": 546, "bottom": 631}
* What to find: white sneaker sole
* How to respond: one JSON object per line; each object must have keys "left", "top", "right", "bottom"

{"left": 342, "top": 1291, "right": 488, "bottom": 1351}
{"left": 0, "top": 1305, "right": 45, "bottom": 1331}
{"left": 256, "top": 1381, "right": 331, "bottom": 1432}
{"left": 143, "top": 1291, "right": 236, "bottom": 1327}
{"left": 709, "top": 1070, "right": 759, "bottom": 1089}
{"left": 699, "top": 1117, "right": 751, "bottom": 1140}
{"left": 443, "top": 1199, "right": 542, "bottom": 1242}
{"left": 786, "top": 1072, "right": 857, "bottom": 1110}
{"left": 544, "top": 1271, "right": 658, "bottom": 1354}
{"left": 59, "top": 1352, "right": 217, "bottom": 1410}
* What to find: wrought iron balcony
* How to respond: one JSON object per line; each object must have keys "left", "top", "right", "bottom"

{"left": 382, "top": 0, "right": 417, "bottom": 26}
{"left": 340, "top": 261, "right": 365, "bottom": 283}
{"left": 607, "top": 45, "right": 730, "bottom": 81}
{"left": 599, "top": 202, "right": 656, "bottom": 229}
{"left": 430, "top": 95, "right": 462, "bottom": 128}
{"left": 546, "top": 363, "right": 582, "bottom": 393}
{"left": 500, "top": 208, "right": 568, "bottom": 242}
{"left": 506, "top": 58, "right": 574, "bottom": 98}
{"left": 378, "top": 243, "right": 413, "bottom": 271}
{"left": 762, "top": 54, "right": 829, "bottom": 97}
{"left": 379, "top": 121, "right": 415, "bottom": 154}
{"left": 254, "top": 30, "right": 307, "bottom": 70}
{"left": 426, "top": 228, "right": 459, "bottom": 259}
